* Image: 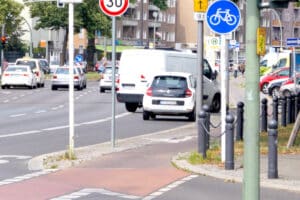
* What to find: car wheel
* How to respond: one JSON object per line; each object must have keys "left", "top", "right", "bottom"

{"left": 271, "top": 87, "right": 280, "bottom": 98}
{"left": 143, "top": 110, "right": 150, "bottom": 120}
{"left": 188, "top": 109, "right": 196, "bottom": 121}
{"left": 211, "top": 94, "right": 221, "bottom": 113}
{"left": 150, "top": 113, "right": 156, "bottom": 119}
{"left": 51, "top": 85, "right": 57, "bottom": 90}
{"left": 125, "top": 103, "right": 138, "bottom": 112}
{"left": 1, "top": 85, "right": 5, "bottom": 89}
{"left": 262, "top": 83, "right": 269, "bottom": 94}
{"left": 37, "top": 83, "right": 41, "bottom": 88}
{"left": 100, "top": 88, "right": 105, "bottom": 93}
{"left": 283, "top": 90, "right": 291, "bottom": 97}
{"left": 41, "top": 83, "right": 45, "bottom": 87}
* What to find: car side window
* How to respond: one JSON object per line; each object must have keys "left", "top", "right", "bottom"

{"left": 203, "top": 60, "right": 212, "bottom": 79}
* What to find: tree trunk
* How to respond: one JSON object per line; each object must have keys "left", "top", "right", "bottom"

{"left": 86, "top": 37, "right": 95, "bottom": 71}
{"left": 61, "top": 28, "right": 68, "bottom": 66}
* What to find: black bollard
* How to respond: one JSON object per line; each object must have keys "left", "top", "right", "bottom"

{"left": 261, "top": 98, "right": 268, "bottom": 132}
{"left": 236, "top": 101, "right": 244, "bottom": 141}
{"left": 225, "top": 113, "right": 235, "bottom": 170}
{"left": 291, "top": 95, "right": 295, "bottom": 123}
{"left": 268, "top": 119, "right": 278, "bottom": 179}
{"left": 287, "top": 95, "right": 292, "bottom": 124}
{"left": 281, "top": 96, "right": 287, "bottom": 127}
{"left": 272, "top": 96, "right": 278, "bottom": 122}
{"left": 203, "top": 104, "right": 210, "bottom": 150}
{"left": 297, "top": 92, "right": 300, "bottom": 116}
{"left": 198, "top": 110, "right": 207, "bottom": 159}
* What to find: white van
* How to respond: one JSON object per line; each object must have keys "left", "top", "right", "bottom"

{"left": 116, "top": 49, "right": 221, "bottom": 113}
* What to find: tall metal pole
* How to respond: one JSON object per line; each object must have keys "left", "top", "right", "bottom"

{"left": 68, "top": 2, "right": 75, "bottom": 158}
{"left": 221, "top": 35, "right": 229, "bottom": 162}
{"left": 196, "top": 20, "right": 203, "bottom": 118}
{"left": 1, "top": 24, "right": 5, "bottom": 71}
{"left": 111, "top": 16, "right": 116, "bottom": 148}
{"left": 243, "top": 0, "right": 260, "bottom": 199}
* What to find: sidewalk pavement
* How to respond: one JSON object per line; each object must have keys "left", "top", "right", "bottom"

{"left": 29, "top": 121, "right": 300, "bottom": 194}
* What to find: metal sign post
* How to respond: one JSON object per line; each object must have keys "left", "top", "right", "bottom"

{"left": 99, "top": 0, "right": 129, "bottom": 148}
{"left": 206, "top": 0, "right": 240, "bottom": 162}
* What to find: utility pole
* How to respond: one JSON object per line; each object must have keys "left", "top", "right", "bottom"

{"left": 1, "top": 24, "right": 5, "bottom": 72}
{"left": 243, "top": 0, "right": 260, "bottom": 199}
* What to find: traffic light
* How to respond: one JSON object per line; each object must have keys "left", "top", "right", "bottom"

{"left": 1, "top": 36, "right": 6, "bottom": 46}
{"left": 57, "top": 0, "right": 65, "bottom": 8}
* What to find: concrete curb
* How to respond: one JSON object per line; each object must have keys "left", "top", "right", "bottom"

{"left": 172, "top": 153, "right": 300, "bottom": 193}
{"left": 28, "top": 123, "right": 197, "bottom": 171}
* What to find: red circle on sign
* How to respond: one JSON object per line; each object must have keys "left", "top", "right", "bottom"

{"left": 99, "top": 0, "right": 129, "bottom": 17}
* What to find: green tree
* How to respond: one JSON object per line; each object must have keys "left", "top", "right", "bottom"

{"left": 0, "top": 0, "right": 24, "bottom": 52}
{"left": 76, "top": 0, "right": 111, "bottom": 70}
{"left": 28, "top": 2, "right": 77, "bottom": 64}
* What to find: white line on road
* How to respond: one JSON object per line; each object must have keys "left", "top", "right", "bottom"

{"left": 10, "top": 113, "right": 26, "bottom": 118}
{"left": 35, "top": 110, "right": 47, "bottom": 114}
{"left": 0, "top": 130, "right": 41, "bottom": 138}
{"left": 0, "top": 113, "right": 132, "bottom": 138}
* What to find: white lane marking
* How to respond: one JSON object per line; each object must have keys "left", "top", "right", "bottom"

{"left": 50, "top": 188, "right": 141, "bottom": 200}
{"left": 0, "top": 130, "right": 41, "bottom": 138}
{"left": 42, "top": 125, "right": 69, "bottom": 131}
{"left": 142, "top": 175, "right": 198, "bottom": 200}
{"left": 0, "top": 169, "right": 58, "bottom": 186}
{"left": 12, "top": 97, "right": 18, "bottom": 100}
{"left": 0, "top": 113, "right": 132, "bottom": 138}
{"left": 35, "top": 110, "right": 47, "bottom": 114}
{"left": 3, "top": 100, "right": 9, "bottom": 103}
{"left": 0, "top": 155, "right": 32, "bottom": 165}
{"left": 148, "top": 136, "right": 195, "bottom": 144}
{"left": 10, "top": 113, "right": 26, "bottom": 118}
{"left": 80, "top": 112, "right": 131, "bottom": 125}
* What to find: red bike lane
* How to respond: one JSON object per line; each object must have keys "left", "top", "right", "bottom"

{"left": 0, "top": 139, "right": 195, "bottom": 199}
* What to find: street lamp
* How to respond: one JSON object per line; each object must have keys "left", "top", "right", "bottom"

{"left": 153, "top": 11, "right": 158, "bottom": 49}
{"left": 21, "top": 17, "right": 33, "bottom": 57}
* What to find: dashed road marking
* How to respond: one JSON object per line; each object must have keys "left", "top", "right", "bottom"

{"left": 50, "top": 188, "right": 141, "bottom": 200}
{"left": 0, "top": 169, "right": 58, "bottom": 186}
{"left": 142, "top": 175, "right": 198, "bottom": 200}
{"left": 10, "top": 113, "right": 26, "bottom": 118}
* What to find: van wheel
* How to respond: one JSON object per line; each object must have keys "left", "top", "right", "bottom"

{"left": 150, "top": 113, "right": 156, "bottom": 119}
{"left": 143, "top": 111, "right": 150, "bottom": 120}
{"left": 125, "top": 103, "right": 138, "bottom": 112}
{"left": 211, "top": 94, "right": 221, "bottom": 113}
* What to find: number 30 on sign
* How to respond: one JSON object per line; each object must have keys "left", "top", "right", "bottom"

{"left": 99, "top": 0, "right": 129, "bottom": 17}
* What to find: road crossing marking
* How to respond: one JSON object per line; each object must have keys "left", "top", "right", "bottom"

{"left": 0, "top": 169, "right": 58, "bottom": 186}
{"left": 142, "top": 175, "right": 198, "bottom": 200}
{"left": 50, "top": 188, "right": 141, "bottom": 200}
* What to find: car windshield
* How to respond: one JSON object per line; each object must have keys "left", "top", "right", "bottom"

{"left": 55, "top": 68, "right": 77, "bottom": 74}
{"left": 152, "top": 76, "right": 187, "bottom": 89}
{"left": 104, "top": 67, "right": 118, "bottom": 74}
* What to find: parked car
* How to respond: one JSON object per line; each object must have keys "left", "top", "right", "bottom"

{"left": 49, "top": 60, "right": 60, "bottom": 74}
{"left": 259, "top": 67, "right": 289, "bottom": 94}
{"left": 279, "top": 75, "right": 300, "bottom": 97}
{"left": 39, "top": 59, "right": 50, "bottom": 74}
{"left": 1, "top": 65, "right": 37, "bottom": 89}
{"left": 267, "top": 78, "right": 289, "bottom": 98}
{"left": 99, "top": 66, "right": 119, "bottom": 93}
{"left": 15, "top": 57, "right": 45, "bottom": 87}
{"left": 142, "top": 72, "right": 196, "bottom": 121}
{"left": 51, "top": 66, "right": 86, "bottom": 90}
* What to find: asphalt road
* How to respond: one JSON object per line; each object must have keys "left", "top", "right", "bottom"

{"left": 0, "top": 81, "right": 190, "bottom": 180}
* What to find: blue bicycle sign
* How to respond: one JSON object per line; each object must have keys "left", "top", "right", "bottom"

{"left": 206, "top": 0, "right": 240, "bottom": 34}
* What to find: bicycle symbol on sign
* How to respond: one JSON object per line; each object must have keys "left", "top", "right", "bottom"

{"left": 209, "top": 8, "right": 237, "bottom": 26}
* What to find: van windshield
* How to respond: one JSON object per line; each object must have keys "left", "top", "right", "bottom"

{"left": 16, "top": 60, "right": 37, "bottom": 70}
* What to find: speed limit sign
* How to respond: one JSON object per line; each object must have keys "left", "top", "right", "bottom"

{"left": 99, "top": 0, "right": 129, "bottom": 17}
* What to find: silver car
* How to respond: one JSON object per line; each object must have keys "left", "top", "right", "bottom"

{"left": 99, "top": 67, "right": 119, "bottom": 93}
{"left": 51, "top": 67, "right": 86, "bottom": 90}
